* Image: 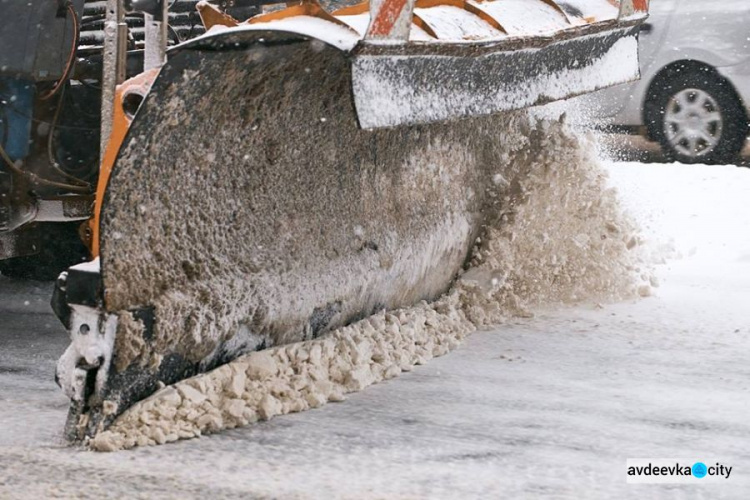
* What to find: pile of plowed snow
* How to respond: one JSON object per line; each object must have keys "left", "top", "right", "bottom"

{"left": 91, "top": 115, "right": 650, "bottom": 451}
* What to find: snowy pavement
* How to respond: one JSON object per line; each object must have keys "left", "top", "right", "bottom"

{"left": 1, "top": 160, "right": 749, "bottom": 499}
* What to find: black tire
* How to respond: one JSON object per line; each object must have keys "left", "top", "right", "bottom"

{"left": 645, "top": 68, "right": 748, "bottom": 164}
{"left": 0, "top": 222, "right": 89, "bottom": 281}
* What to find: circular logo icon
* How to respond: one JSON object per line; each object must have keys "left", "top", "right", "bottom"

{"left": 692, "top": 462, "right": 708, "bottom": 478}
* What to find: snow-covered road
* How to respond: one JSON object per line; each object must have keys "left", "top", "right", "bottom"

{"left": 0, "top": 161, "right": 748, "bottom": 498}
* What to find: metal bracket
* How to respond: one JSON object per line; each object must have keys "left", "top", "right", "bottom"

{"left": 56, "top": 305, "right": 118, "bottom": 404}
{"left": 365, "top": 0, "right": 416, "bottom": 42}
{"left": 53, "top": 260, "right": 117, "bottom": 412}
{"left": 143, "top": 0, "right": 168, "bottom": 71}
{"left": 100, "top": 0, "right": 127, "bottom": 167}
{"left": 618, "top": 0, "right": 649, "bottom": 20}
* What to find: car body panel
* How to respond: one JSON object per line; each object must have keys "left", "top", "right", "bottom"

{"left": 571, "top": 0, "right": 750, "bottom": 127}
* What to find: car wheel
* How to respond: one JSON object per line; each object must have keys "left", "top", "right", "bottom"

{"left": 647, "top": 69, "right": 748, "bottom": 164}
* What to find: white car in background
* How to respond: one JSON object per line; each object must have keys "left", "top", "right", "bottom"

{"left": 579, "top": 0, "right": 750, "bottom": 164}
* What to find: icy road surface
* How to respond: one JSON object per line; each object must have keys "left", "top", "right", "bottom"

{"left": 1, "top": 161, "right": 748, "bottom": 499}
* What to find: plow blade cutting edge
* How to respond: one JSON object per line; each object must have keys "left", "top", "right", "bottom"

{"left": 52, "top": 0, "right": 648, "bottom": 442}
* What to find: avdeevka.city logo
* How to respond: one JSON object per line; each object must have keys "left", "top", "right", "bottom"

{"left": 626, "top": 459, "right": 733, "bottom": 484}
{"left": 691, "top": 462, "right": 708, "bottom": 478}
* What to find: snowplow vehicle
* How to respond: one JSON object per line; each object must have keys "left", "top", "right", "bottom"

{"left": 51, "top": 0, "right": 649, "bottom": 442}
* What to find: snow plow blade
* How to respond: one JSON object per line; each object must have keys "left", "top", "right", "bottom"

{"left": 53, "top": 0, "right": 648, "bottom": 442}
{"left": 351, "top": 8, "right": 646, "bottom": 128}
